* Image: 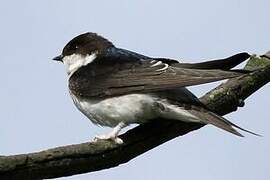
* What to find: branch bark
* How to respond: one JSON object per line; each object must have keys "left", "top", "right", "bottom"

{"left": 0, "top": 54, "right": 269, "bottom": 180}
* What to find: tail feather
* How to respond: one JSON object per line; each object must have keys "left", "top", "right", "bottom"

{"left": 188, "top": 108, "right": 259, "bottom": 137}
{"left": 221, "top": 117, "right": 262, "bottom": 137}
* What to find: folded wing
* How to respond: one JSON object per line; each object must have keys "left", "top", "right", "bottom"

{"left": 69, "top": 52, "right": 247, "bottom": 97}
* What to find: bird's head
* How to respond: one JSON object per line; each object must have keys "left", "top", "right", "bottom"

{"left": 53, "top": 32, "right": 114, "bottom": 75}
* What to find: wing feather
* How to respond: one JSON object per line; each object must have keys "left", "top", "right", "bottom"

{"left": 69, "top": 56, "right": 245, "bottom": 97}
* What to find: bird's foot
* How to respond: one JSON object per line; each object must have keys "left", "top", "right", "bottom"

{"left": 93, "top": 122, "right": 126, "bottom": 144}
{"left": 94, "top": 134, "right": 123, "bottom": 144}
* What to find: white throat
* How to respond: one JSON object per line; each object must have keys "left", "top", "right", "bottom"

{"left": 62, "top": 53, "right": 97, "bottom": 76}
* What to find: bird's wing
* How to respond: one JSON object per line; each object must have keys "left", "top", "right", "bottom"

{"left": 156, "top": 52, "right": 250, "bottom": 70}
{"left": 152, "top": 52, "right": 251, "bottom": 105}
{"left": 69, "top": 48, "right": 247, "bottom": 98}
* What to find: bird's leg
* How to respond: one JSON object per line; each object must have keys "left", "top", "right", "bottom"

{"left": 94, "top": 122, "right": 126, "bottom": 144}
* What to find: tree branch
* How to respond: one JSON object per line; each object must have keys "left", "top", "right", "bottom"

{"left": 1, "top": 54, "right": 269, "bottom": 180}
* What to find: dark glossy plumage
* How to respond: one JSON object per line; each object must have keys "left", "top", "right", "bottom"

{"left": 68, "top": 46, "right": 249, "bottom": 98}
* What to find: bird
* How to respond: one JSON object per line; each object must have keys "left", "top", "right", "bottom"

{"left": 53, "top": 32, "right": 257, "bottom": 144}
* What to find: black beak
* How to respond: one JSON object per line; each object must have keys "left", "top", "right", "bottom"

{"left": 53, "top": 55, "right": 63, "bottom": 62}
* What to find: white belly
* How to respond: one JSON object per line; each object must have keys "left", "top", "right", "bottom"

{"left": 70, "top": 92, "right": 201, "bottom": 128}
{"left": 70, "top": 93, "right": 158, "bottom": 127}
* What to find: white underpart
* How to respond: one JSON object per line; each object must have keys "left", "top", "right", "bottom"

{"left": 158, "top": 102, "right": 200, "bottom": 122}
{"left": 70, "top": 93, "right": 201, "bottom": 128}
{"left": 62, "top": 53, "right": 97, "bottom": 76}
{"left": 70, "top": 93, "right": 158, "bottom": 127}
